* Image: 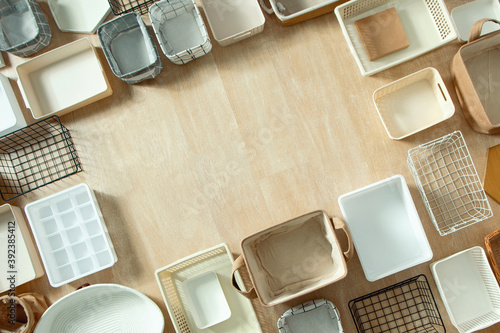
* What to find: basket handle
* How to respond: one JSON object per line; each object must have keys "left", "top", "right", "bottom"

{"left": 332, "top": 217, "right": 354, "bottom": 261}
{"left": 231, "top": 255, "right": 257, "bottom": 299}
{"left": 259, "top": 0, "right": 274, "bottom": 14}
{"left": 468, "top": 18, "right": 500, "bottom": 43}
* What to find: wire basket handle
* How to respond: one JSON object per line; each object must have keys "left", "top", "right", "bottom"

{"left": 468, "top": 18, "right": 500, "bottom": 43}
{"left": 231, "top": 255, "right": 257, "bottom": 299}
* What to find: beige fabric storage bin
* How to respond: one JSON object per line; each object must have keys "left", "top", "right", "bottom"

{"left": 231, "top": 210, "right": 353, "bottom": 306}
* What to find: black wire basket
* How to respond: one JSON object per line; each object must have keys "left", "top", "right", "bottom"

{"left": 349, "top": 275, "right": 446, "bottom": 333}
{"left": 107, "top": 0, "right": 158, "bottom": 15}
{"left": 0, "top": 116, "right": 82, "bottom": 201}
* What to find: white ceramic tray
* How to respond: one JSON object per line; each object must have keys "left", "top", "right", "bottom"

{"left": 48, "top": 0, "right": 111, "bottom": 34}
{"left": 34, "top": 284, "right": 164, "bottom": 332}
{"left": 338, "top": 175, "right": 432, "bottom": 282}
{"left": 0, "top": 73, "right": 26, "bottom": 137}
{"left": 431, "top": 247, "right": 500, "bottom": 333}
{"left": 24, "top": 184, "right": 117, "bottom": 287}
{"left": 451, "top": 0, "right": 500, "bottom": 42}
{"left": 373, "top": 67, "right": 454, "bottom": 139}
{"left": 16, "top": 38, "right": 112, "bottom": 119}
{"left": 155, "top": 243, "right": 263, "bottom": 333}
{"left": 335, "top": 0, "right": 457, "bottom": 76}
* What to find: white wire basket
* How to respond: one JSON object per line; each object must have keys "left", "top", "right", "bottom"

{"left": 149, "top": 0, "right": 211, "bottom": 65}
{"left": 407, "top": 131, "right": 492, "bottom": 236}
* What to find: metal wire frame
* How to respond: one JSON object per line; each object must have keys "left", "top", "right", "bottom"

{"left": 107, "top": 0, "right": 158, "bottom": 15}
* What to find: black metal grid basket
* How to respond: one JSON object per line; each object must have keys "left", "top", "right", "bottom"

{"left": 0, "top": 116, "right": 82, "bottom": 201}
{"left": 349, "top": 275, "right": 446, "bottom": 333}
{"left": 107, "top": 0, "right": 158, "bottom": 15}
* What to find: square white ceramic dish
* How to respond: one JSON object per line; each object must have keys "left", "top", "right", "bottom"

{"left": 0, "top": 73, "right": 26, "bottom": 137}
{"left": 451, "top": 0, "right": 500, "bottom": 42}
{"left": 16, "top": 38, "right": 112, "bottom": 119}
{"left": 338, "top": 175, "right": 432, "bottom": 282}
{"left": 48, "top": 0, "right": 111, "bottom": 34}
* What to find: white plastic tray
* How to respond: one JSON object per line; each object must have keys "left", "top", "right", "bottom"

{"left": 338, "top": 175, "right": 432, "bottom": 282}
{"left": 0, "top": 73, "right": 26, "bottom": 137}
{"left": 16, "top": 38, "right": 112, "bottom": 119}
{"left": 431, "top": 246, "right": 500, "bottom": 333}
{"left": 373, "top": 67, "right": 454, "bottom": 139}
{"left": 451, "top": 0, "right": 500, "bottom": 42}
{"left": 335, "top": 0, "right": 457, "bottom": 76}
{"left": 48, "top": 0, "right": 111, "bottom": 34}
{"left": 155, "top": 243, "right": 263, "bottom": 333}
{"left": 24, "top": 184, "right": 117, "bottom": 287}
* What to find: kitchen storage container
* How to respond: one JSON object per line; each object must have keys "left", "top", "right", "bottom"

{"left": 407, "top": 131, "right": 492, "bottom": 236}
{"left": 98, "top": 12, "right": 163, "bottom": 84}
{"left": 485, "top": 229, "right": 500, "bottom": 283}
{"left": 431, "top": 246, "right": 500, "bottom": 333}
{"left": 48, "top": 0, "right": 111, "bottom": 34}
{"left": 451, "top": 0, "right": 500, "bottom": 43}
{"left": 451, "top": 19, "right": 500, "bottom": 134}
{"left": 107, "top": 0, "right": 156, "bottom": 15}
{"left": 338, "top": 175, "right": 433, "bottom": 282}
{"left": 0, "top": 204, "right": 44, "bottom": 293}
{"left": 334, "top": 0, "right": 456, "bottom": 76}
{"left": 232, "top": 210, "right": 353, "bottom": 306}
{"left": 261, "top": 0, "right": 344, "bottom": 26}
{"left": 373, "top": 67, "right": 454, "bottom": 140}
{"left": 155, "top": 243, "right": 263, "bottom": 333}
{"left": 149, "top": 0, "right": 211, "bottom": 64}
{"left": 199, "top": 0, "right": 265, "bottom": 46}
{"left": 0, "top": 0, "right": 51, "bottom": 57}
{"left": 0, "top": 73, "right": 26, "bottom": 137}
{"left": 24, "top": 184, "right": 117, "bottom": 287}
{"left": 16, "top": 38, "right": 112, "bottom": 120}
{"left": 349, "top": 275, "right": 445, "bottom": 333}
{"left": 277, "top": 299, "right": 344, "bottom": 333}
{"left": 34, "top": 284, "right": 164, "bottom": 332}
{"left": 0, "top": 116, "right": 82, "bottom": 201}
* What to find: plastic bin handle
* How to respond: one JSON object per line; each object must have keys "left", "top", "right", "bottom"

{"left": 468, "top": 18, "right": 500, "bottom": 43}
{"left": 259, "top": 0, "right": 274, "bottom": 14}
{"left": 332, "top": 217, "right": 354, "bottom": 262}
{"left": 231, "top": 255, "right": 258, "bottom": 299}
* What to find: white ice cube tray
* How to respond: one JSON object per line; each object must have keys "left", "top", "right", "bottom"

{"left": 25, "top": 184, "right": 117, "bottom": 287}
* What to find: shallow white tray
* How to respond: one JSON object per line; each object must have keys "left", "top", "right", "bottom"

{"left": 338, "top": 175, "right": 432, "bottom": 282}
{"left": 34, "top": 284, "right": 164, "bottom": 332}
{"left": 48, "top": 0, "right": 111, "bottom": 34}
{"left": 16, "top": 38, "right": 112, "bottom": 120}
{"left": 451, "top": 0, "right": 500, "bottom": 42}
{"left": 335, "top": 0, "right": 457, "bottom": 76}
{"left": 0, "top": 73, "right": 26, "bottom": 137}
{"left": 431, "top": 246, "right": 500, "bottom": 333}
{"left": 155, "top": 243, "right": 263, "bottom": 333}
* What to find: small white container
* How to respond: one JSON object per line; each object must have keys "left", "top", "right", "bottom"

{"left": 338, "top": 175, "right": 433, "bottom": 282}
{"left": 0, "top": 204, "right": 44, "bottom": 293}
{"left": 373, "top": 67, "right": 454, "bottom": 140}
{"left": 199, "top": 0, "right": 265, "bottom": 46}
{"left": 24, "top": 184, "right": 117, "bottom": 287}
{"left": 182, "top": 271, "right": 231, "bottom": 329}
{"left": 0, "top": 73, "right": 27, "bottom": 137}
{"left": 16, "top": 38, "right": 112, "bottom": 120}
{"left": 451, "top": 0, "right": 500, "bottom": 43}
{"left": 334, "top": 0, "right": 457, "bottom": 76}
{"left": 48, "top": 0, "right": 111, "bottom": 34}
{"left": 263, "top": 0, "right": 342, "bottom": 26}
{"left": 431, "top": 246, "right": 500, "bottom": 333}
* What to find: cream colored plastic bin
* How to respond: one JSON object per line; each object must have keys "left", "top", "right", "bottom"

{"left": 199, "top": 0, "right": 265, "bottom": 46}
{"left": 0, "top": 73, "right": 26, "bottom": 137}
{"left": 431, "top": 246, "right": 500, "bottom": 333}
{"left": 451, "top": 0, "right": 500, "bottom": 43}
{"left": 0, "top": 204, "right": 44, "bottom": 293}
{"left": 262, "top": 0, "right": 344, "bottom": 26}
{"left": 373, "top": 67, "right": 454, "bottom": 140}
{"left": 48, "top": 0, "right": 111, "bottom": 34}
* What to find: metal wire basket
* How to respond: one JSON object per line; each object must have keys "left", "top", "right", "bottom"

{"left": 0, "top": 116, "right": 82, "bottom": 201}
{"left": 349, "top": 275, "right": 445, "bottom": 333}
{"left": 107, "top": 0, "right": 158, "bottom": 15}
{"left": 407, "top": 131, "right": 492, "bottom": 236}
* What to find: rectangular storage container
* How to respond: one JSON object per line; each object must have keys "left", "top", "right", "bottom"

{"left": 485, "top": 229, "right": 500, "bottom": 284}
{"left": 0, "top": 73, "right": 26, "bottom": 137}
{"left": 107, "top": 0, "right": 156, "bottom": 15}
{"left": 451, "top": 0, "right": 500, "bottom": 43}
{"left": 338, "top": 175, "right": 433, "bottom": 282}
{"left": 334, "top": 0, "right": 456, "bottom": 76}
{"left": 24, "top": 184, "right": 117, "bottom": 287}
{"left": 278, "top": 299, "right": 343, "bottom": 333}
{"left": 431, "top": 246, "right": 500, "bottom": 332}
{"left": 48, "top": 0, "right": 111, "bottom": 34}
{"left": 264, "top": 0, "right": 344, "bottom": 26}
{"left": 0, "top": 204, "right": 44, "bottom": 293}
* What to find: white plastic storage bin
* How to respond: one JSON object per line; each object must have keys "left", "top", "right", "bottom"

{"left": 263, "top": 0, "right": 343, "bottom": 26}
{"left": 149, "top": 0, "right": 211, "bottom": 64}
{"left": 373, "top": 67, "right": 454, "bottom": 140}
{"left": 24, "top": 184, "right": 117, "bottom": 287}
{"left": 0, "top": 204, "right": 44, "bottom": 293}
{"left": 334, "top": 0, "right": 457, "bottom": 76}
{"left": 451, "top": 0, "right": 500, "bottom": 43}
{"left": 0, "top": 73, "right": 26, "bottom": 137}
{"left": 431, "top": 246, "right": 500, "bottom": 333}
{"left": 338, "top": 175, "right": 432, "bottom": 282}
{"left": 48, "top": 0, "right": 111, "bottom": 34}
{"left": 199, "top": 0, "right": 265, "bottom": 46}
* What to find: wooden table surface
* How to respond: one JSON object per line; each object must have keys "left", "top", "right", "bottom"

{"left": 2, "top": 1, "right": 500, "bottom": 332}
